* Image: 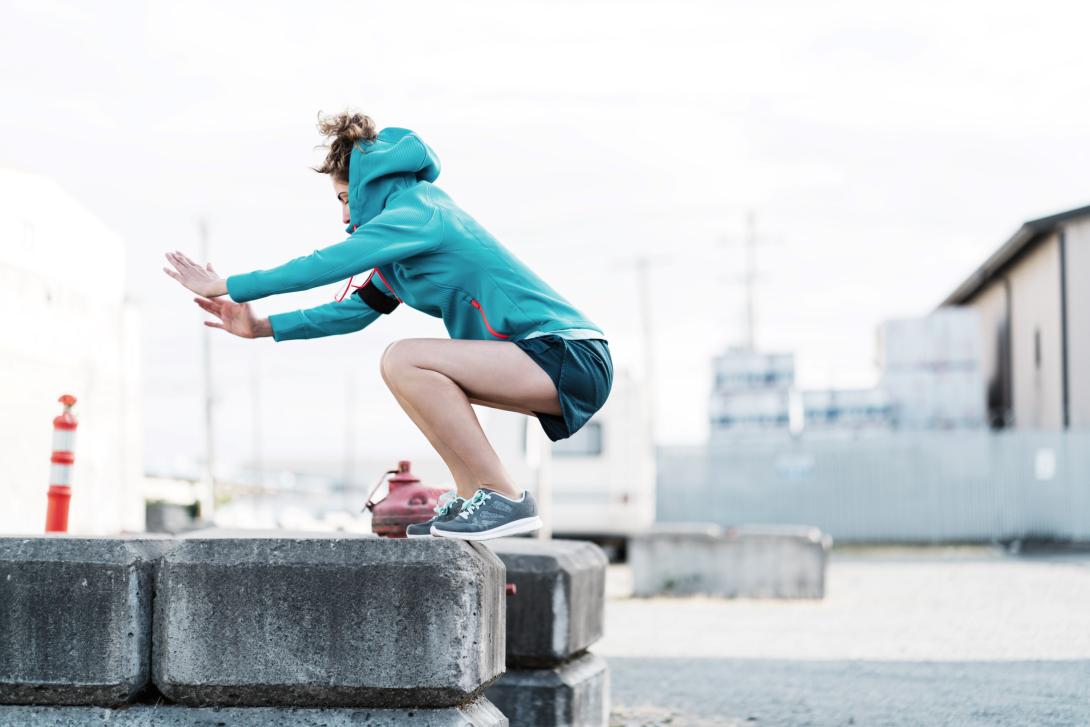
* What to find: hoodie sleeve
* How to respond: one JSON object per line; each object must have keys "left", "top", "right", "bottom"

{"left": 225, "top": 203, "right": 439, "bottom": 303}
{"left": 266, "top": 270, "right": 397, "bottom": 341}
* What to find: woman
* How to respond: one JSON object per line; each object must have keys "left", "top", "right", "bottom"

{"left": 163, "top": 113, "right": 613, "bottom": 541}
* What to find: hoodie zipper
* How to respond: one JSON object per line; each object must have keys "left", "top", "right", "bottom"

{"left": 470, "top": 299, "right": 510, "bottom": 339}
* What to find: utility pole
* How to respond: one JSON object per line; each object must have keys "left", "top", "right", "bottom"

{"left": 743, "top": 211, "right": 758, "bottom": 352}
{"left": 633, "top": 255, "right": 658, "bottom": 442}
{"left": 720, "top": 209, "right": 771, "bottom": 353}
{"left": 343, "top": 369, "right": 357, "bottom": 496}
{"left": 199, "top": 219, "right": 217, "bottom": 518}
{"left": 251, "top": 353, "right": 262, "bottom": 486}
{"left": 616, "top": 253, "right": 673, "bottom": 445}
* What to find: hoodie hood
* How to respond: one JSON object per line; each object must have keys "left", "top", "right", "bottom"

{"left": 346, "top": 127, "right": 441, "bottom": 233}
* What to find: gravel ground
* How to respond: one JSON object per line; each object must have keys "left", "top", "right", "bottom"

{"left": 597, "top": 547, "right": 1090, "bottom": 726}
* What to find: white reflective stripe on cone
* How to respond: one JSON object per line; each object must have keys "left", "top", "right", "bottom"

{"left": 49, "top": 463, "right": 72, "bottom": 486}
{"left": 51, "top": 429, "right": 76, "bottom": 452}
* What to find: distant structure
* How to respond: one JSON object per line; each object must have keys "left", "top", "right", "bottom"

{"left": 708, "top": 350, "right": 794, "bottom": 436}
{"left": 802, "top": 388, "right": 894, "bottom": 433}
{"left": 709, "top": 309, "right": 987, "bottom": 439}
{"left": 877, "top": 307, "right": 987, "bottom": 430}
{"left": 939, "top": 203, "right": 1090, "bottom": 430}
{"left": 708, "top": 349, "right": 895, "bottom": 439}
{"left": 0, "top": 169, "right": 143, "bottom": 534}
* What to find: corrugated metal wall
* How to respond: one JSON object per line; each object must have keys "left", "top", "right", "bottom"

{"left": 657, "top": 431, "right": 1090, "bottom": 542}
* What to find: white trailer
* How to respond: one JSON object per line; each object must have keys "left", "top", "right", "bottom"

{"left": 483, "top": 367, "right": 655, "bottom": 545}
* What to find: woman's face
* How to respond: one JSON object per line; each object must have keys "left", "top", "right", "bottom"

{"left": 333, "top": 177, "right": 350, "bottom": 226}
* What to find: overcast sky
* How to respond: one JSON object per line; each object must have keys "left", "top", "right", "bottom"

{"left": 2, "top": 0, "right": 1088, "bottom": 477}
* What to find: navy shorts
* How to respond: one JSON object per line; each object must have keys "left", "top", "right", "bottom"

{"left": 513, "top": 335, "right": 613, "bottom": 442}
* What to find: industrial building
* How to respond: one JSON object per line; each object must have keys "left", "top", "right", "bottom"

{"left": 940, "top": 203, "right": 1090, "bottom": 430}
{"left": 708, "top": 307, "right": 986, "bottom": 440}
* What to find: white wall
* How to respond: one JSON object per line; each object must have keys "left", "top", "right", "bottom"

{"left": 0, "top": 170, "right": 143, "bottom": 535}
{"left": 1008, "top": 232, "right": 1064, "bottom": 429}
{"left": 1064, "top": 217, "right": 1090, "bottom": 430}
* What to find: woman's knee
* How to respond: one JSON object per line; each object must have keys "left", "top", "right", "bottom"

{"left": 379, "top": 340, "right": 402, "bottom": 387}
{"left": 379, "top": 338, "right": 423, "bottom": 386}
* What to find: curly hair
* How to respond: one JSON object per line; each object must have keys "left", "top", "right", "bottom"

{"left": 312, "top": 111, "right": 378, "bottom": 181}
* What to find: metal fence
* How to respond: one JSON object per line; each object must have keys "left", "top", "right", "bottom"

{"left": 656, "top": 431, "right": 1090, "bottom": 542}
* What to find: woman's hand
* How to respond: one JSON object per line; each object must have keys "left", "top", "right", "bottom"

{"left": 194, "top": 296, "right": 272, "bottom": 339}
{"left": 163, "top": 251, "right": 228, "bottom": 298}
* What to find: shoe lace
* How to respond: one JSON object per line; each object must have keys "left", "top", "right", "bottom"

{"left": 458, "top": 489, "right": 491, "bottom": 519}
{"left": 434, "top": 489, "right": 462, "bottom": 516}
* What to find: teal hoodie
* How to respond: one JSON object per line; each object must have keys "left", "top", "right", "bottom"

{"left": 225, "top": 127, "right": 604, "bottom": 343}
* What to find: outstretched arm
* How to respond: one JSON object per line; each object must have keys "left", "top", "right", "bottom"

{"left": 266, "top": 291, "right": 382, "bottom": 341}
{"left": 195, "top": 271, "right": 400, "bottom": 342}
{"left": 164, "top": 253, "right": 228, "bottom": 297}
{"left": 224, "top": 205, "right": 438, "bottom": 303}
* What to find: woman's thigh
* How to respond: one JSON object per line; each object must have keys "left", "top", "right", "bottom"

{"left": 382, "top": 338, "right": 563, "bottom": 416}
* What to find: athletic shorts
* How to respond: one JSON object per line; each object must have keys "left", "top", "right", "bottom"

{"left": 512, "top": 335, "right": 613, "bottom": 442}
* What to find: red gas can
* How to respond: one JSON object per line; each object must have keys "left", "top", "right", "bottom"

{"left": 365, "top": 460, "right": 448, "bottom": 538}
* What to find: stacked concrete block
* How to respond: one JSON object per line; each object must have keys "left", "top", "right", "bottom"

{"left": 484, "top": 538, "right": 610, "bottom": 727}
{"left": 629, "top": 523, "right": 832, "bottom": 598}
{"left": 153, "top": 534, "right": 505, "bottom": 707}
{"left": 0, "top": 698, "right": 507, "bottom": 725}
{"left": 0, "top": 535, "right": 172, "bottom": 705}
{"left": 0, "top": 532, "right": 510, "bottom": 726}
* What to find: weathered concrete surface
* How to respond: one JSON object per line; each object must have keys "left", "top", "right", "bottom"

{"left": 486, "top": 652, "right": 608, "bottom": 727}
{"left": 603, "top": 551, "right": 1090, "bottom": 725}
{"left": 629, "top": 523, "right": 831, "bottom": 598}
{"left": 0, "top": 696, "right": 508, "bottom": 725}
{"left": 0, "top": 535, "right": 173, "bottom": 706}
{"left": 153, "top": 534, "right": 505, "bottom": 708}
{"left": 484, "top": 538, "right": 606, "bottom": 668}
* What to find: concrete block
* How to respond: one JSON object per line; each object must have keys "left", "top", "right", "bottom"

{"left": 0, "top": 535, "right": 173, "bottom": 706}
{"left": 484, "top": 538, "right": 607, "bottom": 667}
{"left": 0, "top": 696, "right": 508, "bottom": 725}
{"left": 153, "top": 534, "right": 505, "bottom": 708}
{"left": 629, "top": 523, "right": 832, "bottom": 598}
{"left": 486, "top": 652, "right": 608, "bottom": 727}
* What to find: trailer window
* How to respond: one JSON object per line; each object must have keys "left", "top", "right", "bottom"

{"left": 553, "top": 421, "right": 603, "bottom": 457}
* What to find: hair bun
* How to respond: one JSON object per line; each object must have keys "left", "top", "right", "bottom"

{"left": 317, "top": 111, "right": 377, "bottom": 144}
{"left": 313, "top": 110, "right": 378, "bottom": 180}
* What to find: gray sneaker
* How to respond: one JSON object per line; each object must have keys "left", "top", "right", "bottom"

{"left": 405, "top": 490, "right": 465, "bottom": 538}
{"left": 430, "top": 487, "right": 543, "bottom": 541}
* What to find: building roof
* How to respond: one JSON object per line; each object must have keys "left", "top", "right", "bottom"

{"left": 940, "top": 202, "right": 1090, "bottom": 307}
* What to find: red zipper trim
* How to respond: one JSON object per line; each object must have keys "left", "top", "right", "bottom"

{"left": 334, "top": 269, "right": 376, "bottom": 302}
{"left": 470, "top": 299, "right": 510, "bottom": 339}
{"left": 373, "top": 267, "right": 403, "bottom": 303}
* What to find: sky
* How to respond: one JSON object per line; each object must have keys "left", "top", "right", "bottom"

{"left": 2, "top": 0, "right": 1088, "bottom": 478}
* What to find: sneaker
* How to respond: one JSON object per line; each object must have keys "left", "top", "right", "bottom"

{"left": 430, "top": 487, "right": 543, "bottom": 541}
{"left": 405, "top": 490, "right": 465, "bottom": 538}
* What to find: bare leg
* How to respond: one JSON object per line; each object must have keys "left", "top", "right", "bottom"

{"left": 382, "top": 382, "right": 478, "bottom": 490}
{"left": 379, "top": 338, "right": 561, "bottom": 500}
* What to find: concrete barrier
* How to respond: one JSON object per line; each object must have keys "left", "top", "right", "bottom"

{"left": 0, "top": 697, "right": 508, "bottom": 725}
{"left": 484, "top": 539, "right": 610, "bottom": 726}
{"left": 486, "top": 652, "right": 608, "bottom": 727}
{"left": 0, "top": 535, "right": 172, "bottom": 706}
{"left": 629, "top": 523, "right": 832, "bottom": 598}
{"left": 153, "top": 533, "right": 505, "bottom": 708}
{"left": 484, "top": 538, "right": 607, "bottom": 667}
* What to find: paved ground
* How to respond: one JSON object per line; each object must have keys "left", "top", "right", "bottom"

{"left": 597, "top": 546, "right": 1090, "bottom": 726}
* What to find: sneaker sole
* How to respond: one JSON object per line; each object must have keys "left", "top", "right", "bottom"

{"left": 405, "top": 531, "right": 435, "bottom": 539}
{"left": 431, "top": 515, "right": 544, "bottom": 541}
